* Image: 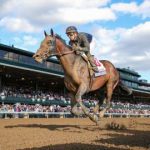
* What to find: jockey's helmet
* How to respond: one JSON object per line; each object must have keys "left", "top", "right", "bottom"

{"left": 66, "top": 26, "right": 78, "bottom": 34}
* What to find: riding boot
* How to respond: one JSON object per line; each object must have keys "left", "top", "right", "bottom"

{"left": 88, "top": 55, "right": 99, "bottom": 72}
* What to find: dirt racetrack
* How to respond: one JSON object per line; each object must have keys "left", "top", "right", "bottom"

{"left": 0, "top": 118, "right": 150, "bottom": 150}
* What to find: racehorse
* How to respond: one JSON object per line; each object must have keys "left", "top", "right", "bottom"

{"left": 33, "top": 29, "right": 132, "bottom": 124}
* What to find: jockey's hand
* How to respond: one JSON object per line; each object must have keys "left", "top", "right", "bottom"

{"left": 75, "top": 50, "right": 81, "bottom": 55}
{"left": 73, "top": 46, "right": 79, "bottom": 51}
{"left": 73, "top": 46, "right": 82, "bottom": 51}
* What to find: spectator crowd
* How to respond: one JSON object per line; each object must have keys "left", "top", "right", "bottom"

{"left": 0, "top": 86, "right": 150, "bottom": 118}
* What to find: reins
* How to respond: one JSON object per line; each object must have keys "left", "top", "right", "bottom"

{"left": 54, "top": 48, "right": 75, "bottom": 58}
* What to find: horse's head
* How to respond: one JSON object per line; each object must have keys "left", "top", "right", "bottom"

{"left": 33, "top": 29, "right": 56, "bottom": 63}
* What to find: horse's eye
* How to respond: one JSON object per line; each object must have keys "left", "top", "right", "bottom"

{"left": 47, "top": 41, "right": 51, "bottom": 45}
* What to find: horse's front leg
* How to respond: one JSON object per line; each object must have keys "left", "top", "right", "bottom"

{"left": 75, "top": 83, "right": 99, "bottom": 124}
{"left": 68, "top": 93, "right": 84, "bottom": 116}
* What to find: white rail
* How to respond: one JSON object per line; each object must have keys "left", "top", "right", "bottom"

{"left": 0, "top": 112, "right": 150, "bottom": 118}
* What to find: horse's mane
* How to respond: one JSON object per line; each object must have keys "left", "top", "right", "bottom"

{"left": 55, "top": 34, "right": 72, "bottom": 49}
{"left": 55, "top": 34, "right": 66, "bottom": 44}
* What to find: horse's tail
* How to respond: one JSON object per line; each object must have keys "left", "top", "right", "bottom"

{"left": 118, "top": 80, "right": 133, "bottom": 95}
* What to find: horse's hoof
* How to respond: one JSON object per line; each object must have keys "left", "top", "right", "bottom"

{"left": 99, "top": 113, "right": 104, "bottom": 118}
{"left": 89, "top": 114, "right": 100, "bottom": 124}
{"left": 99, "top": 109, "right": 106, "bottom": 118}
{"left": 93, "top": 114, "right": 99, "bottom": 122}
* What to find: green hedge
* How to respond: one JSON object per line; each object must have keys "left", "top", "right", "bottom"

{"left": 0, "top": 97, "right": 69, "bottom": 107}
{"left": 0, "top": 97, "right": 94, "bottom": 108}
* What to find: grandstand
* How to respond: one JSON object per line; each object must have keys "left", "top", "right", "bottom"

{"left": 0, "top": 43, "right": 150, "bottom": 118}
{"left": 115, "top": 68, "right": 150, "bottom": 103}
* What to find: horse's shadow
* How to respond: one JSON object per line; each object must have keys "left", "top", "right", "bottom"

{"left": 17, "top": 143, "right": 128, "bottom": 150}
{"left": 94, "top": 129, "right": 150, "bottom": 149}
{"left": 5, "top": 123, "right": 98, "bottom": 133}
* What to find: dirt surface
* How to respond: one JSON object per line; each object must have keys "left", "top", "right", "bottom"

{"left": 0, "top": 118, "right": 150, "bottom": 150}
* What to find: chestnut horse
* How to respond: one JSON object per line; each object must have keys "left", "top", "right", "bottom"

{"left": 33, "top": 29, "right": 132, "bottom": 124}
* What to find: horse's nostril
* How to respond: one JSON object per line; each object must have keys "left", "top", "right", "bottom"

{"left": 33, "top": 54, "right": 39, "bottom": 58}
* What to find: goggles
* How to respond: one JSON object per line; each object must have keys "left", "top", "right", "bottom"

{"left": 67, "top": 32, "right": 74, "bottom": 37}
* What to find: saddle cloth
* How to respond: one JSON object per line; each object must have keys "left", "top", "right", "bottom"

{"left": 94, "top": 58, "right": 106, "bottom": 77}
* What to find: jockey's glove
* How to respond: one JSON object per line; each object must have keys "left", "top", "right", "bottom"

{"left": 76, "top": 46, "right": 89, "bottom": 52}
{"left": 73, "top": 46, "right": 82, "bottom": 51}
{"left": 75, "top": 50, "right": 81, "bottom": 55}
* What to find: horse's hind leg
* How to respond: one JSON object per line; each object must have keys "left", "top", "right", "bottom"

{"left": 99, "top": 83, "right": 113, "bottom": 118}
{"left": 93, "top": 88, "right": 105, "bottom": 114}
{"left": 93, "top": 103, "right": 100, "bottom": 114}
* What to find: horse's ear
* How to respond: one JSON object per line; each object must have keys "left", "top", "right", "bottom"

{"left": 44, "top": 30, "right": 47, "bottom": 37}
{"left": 50, "top": 29, "right": 54, "bottom": 36}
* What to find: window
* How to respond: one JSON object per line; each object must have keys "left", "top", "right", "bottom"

{"left": 0, "top": 50, "right": 7, "bottom": 59}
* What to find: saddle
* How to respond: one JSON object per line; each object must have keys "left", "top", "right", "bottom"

{"left": 78, "top": 52, "right": 106, "bottom": 77}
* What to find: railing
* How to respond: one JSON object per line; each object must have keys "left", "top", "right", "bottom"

{"left": 0, "top": 112, "right": 149, "bottom": 118}
{"left": 0, "top": 112, "right": 72, "bottom": 119}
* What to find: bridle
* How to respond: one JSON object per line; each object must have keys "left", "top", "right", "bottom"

{"left": 46, "top": 36, "right": 75, "bottom": 58}
{"left": 35, "top": 35, "right": 75, "bottom": 62}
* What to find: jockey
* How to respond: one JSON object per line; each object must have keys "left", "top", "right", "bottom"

{"left": 66, "top": 26, "right": 99, "bottom": 72}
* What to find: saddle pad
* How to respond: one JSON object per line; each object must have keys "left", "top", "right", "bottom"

{"left": 94, "top": 58, "right": 106, "bottom": 77}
